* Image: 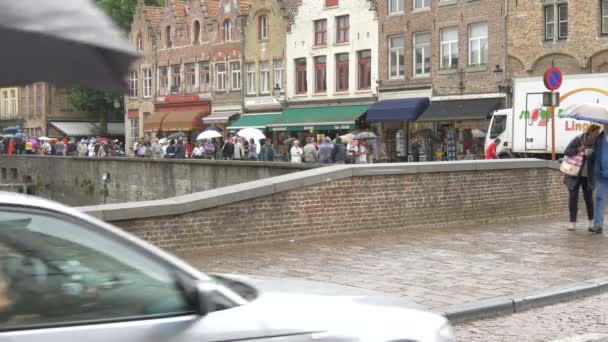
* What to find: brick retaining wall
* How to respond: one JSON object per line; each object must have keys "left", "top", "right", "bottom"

{"left": 111, "top": 166, "right": 567, "bottom": 252}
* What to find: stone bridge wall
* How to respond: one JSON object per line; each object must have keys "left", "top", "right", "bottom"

{"left": 78, "top": 160, "right": 567, "bottom": 252}
{"left": 0, "top": 156, "right": 315, "bottom": 206}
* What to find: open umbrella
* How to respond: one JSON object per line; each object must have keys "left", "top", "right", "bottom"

{"left": 340, "top": 133, "right": 355, "bottom": 144}
{"left": 562, "top": 103, "right": 608, "bottom": 123}
{"left": 283, "top": 137, "right": 296, "bottom": 145}
{"left": 14, "top": 132, "right": 27, "bottom": 138}
{"left": 37, "top": 136, "right": 50, "bottom": 141}
{"left": 98, "top": 137, "right": 110, "bottom": 143}
{"left": 237, "top": 128, "right": 266, "bottom": 142}
{"left": 158, "top": 138, "right": 168, "bottom": 145}
{"left": 207, "top": 124, "right": 223, "bottom": 132}
{"left": 28, "top": 138, "right": 39, "bottom": 147}
{"left": 196, "top": 130, "right": 222, "bottom": 140}
{"left": 168, "top": 132, "right": 185, "bottom": 140}
{"left": 0, "top": 1, "right": 136, "bottom": 91}
{"left": 3, "top": 127, "right": 18, "bottom": 135}
{"left": 472, "top": 129, "right": 486, "bottom": 138}
{"left": 354, "top": 131, "right": 377, "bottom": 140}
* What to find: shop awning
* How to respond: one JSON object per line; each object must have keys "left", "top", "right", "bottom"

{"left": 418, "top": 98, "right": 500, "bottom": 121}
{"left": 227, "top": 112, "right": 281, "bottom": 132}
{"left": 204, "top": 109, "right": 240, "bottom": 124}
{"left": 144, "top": 110, "right": 206, "bottom": 132}
{"left": 267, "top": 105, "right": 368, "bottom": 132}
{"left": 106, "top": 122, "right": 125, "bottom": 136}
{"left": 49, "top": 121, "right": 97, "bottom": 136}
{"left": 367, "top": 98, "right": 430, "bottom": 122}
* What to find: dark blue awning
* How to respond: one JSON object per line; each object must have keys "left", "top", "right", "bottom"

{"left": 367, "top": 98, "right": 430, "bottom": 122}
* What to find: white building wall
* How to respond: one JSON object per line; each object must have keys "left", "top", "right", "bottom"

{"left": 285, "top": 0, "right": 378, "bottom": 103}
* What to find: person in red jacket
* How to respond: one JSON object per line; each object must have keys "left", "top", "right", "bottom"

{"left": 7, "top": 139, "right": 16, "bottom": 155}
{"left": 184, "top": 140, "right": 193, "bottom": 158}
{"left": 486, "top": 138, "right": 501, "bottom": 160}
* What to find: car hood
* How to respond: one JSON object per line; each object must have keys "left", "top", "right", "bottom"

{"left": 210, "top": 273, "right": 447, "bottom": 342}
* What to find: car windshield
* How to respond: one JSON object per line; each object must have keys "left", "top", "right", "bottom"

{"left": 0, "top": 210, "right": 192, "bottom": 330}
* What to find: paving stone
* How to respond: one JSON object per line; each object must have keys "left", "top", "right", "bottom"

{"left": 181, "top": 219, "right": 608, "bottom": 310}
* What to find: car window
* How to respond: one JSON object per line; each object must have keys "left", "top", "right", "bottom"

{"left": 490, "top": 115, "right": 507, "bottom": 139}
{"left": 0, "top": 209, "right": 191, "bottom": 330}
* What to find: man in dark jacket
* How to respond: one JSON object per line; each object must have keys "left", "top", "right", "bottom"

{"left": 588, "top": 123, "right": 608, "bottom": 233}
{"left": 332, "top": 137, "right": 346, "bottom": 164}
{"left": 175, "top": 140, "right": 187, "bottom": 159}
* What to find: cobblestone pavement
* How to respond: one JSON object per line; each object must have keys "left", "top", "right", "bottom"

{"left": 181, "top": 219, "right": 608, "bottom": 310}
{"left": 455, "top": 292, "right": 608, "bottom": 342}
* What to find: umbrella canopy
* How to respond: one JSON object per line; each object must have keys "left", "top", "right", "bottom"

{"left": 472, "top": 129, "right": 486, "bottom": 138}
{"left": 340, "top": 133, "right": 355, "bottom": 144}
{"left": 196, "top": 130, "right": 222, "bottom": 140}
{"left": 14, "top": 132, "right": 27, "bottom": 138}
{"left": 283, "top": 137, "right": 296, "bottom": 145}
{"left": 562, "top": 103, "right": 608, "bottom": 123}
{"left": 98, "top": 137, "right": 110, "bottom": 143}
{"left": 237, "top": 128, "right": 266, "bottom": 142}
{"left": 28, "top": 138, "right": 39, "bottom": 147}
{"left": 37, "top": 136, "right": 51, "bottom": 141}
{"left": 3, "top": 127, "right": 18, "bottom": 134}
{"left": 168, "top": 132, "right": 185, "bottom": 140}
{"left": 207, "top": 124, "right": 223, "bottom": 132}
{"left": 0, "top": 1, "right": 136, "bottom": 91}
{"left": 354, "top": 131, "right": 377, "bottom": 140}
{"left": 158, "top": 138, "right": 168, "bottom": 145}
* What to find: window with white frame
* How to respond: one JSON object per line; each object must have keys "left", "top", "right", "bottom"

{"left": 10, "top": 90, "right": 17, "bottom": 116}
{"left": 129, "top": 71, "right": 138, "bottom": 98}
{"left": 216, "top": 63, "right": 226, "bottom": 91}
{"left": 259, "top": 15, "right": 268, "bottom": 40}
{"left": 413, "top": 0, "right": 430, "bottom": 10}
{"left": 137, "top": 33, "right": 143, "bottom": 52}
{"left": 170, "top": 65, "right": 181, "bottom": 93}
{"left": 389, "top": 35, "right": 404, "bottom": 79}
{"left": 2, "top": 92, "right": 8, "bottom": 116}
{"left": 159, "top": 66, "right": 168, "bottom": 96}
{"left": 143, "top": 69, "right": 152, "bottom": 98}
{"left": 414, "top": 32, "right": 431, "bottom": 76}
{"left": 199, "top": 63, "right": 210, "bottom": 92}
{"left": 602, "top": 0, "right": 608, "bottom": 35}
{"left": 468, "top": 22, "right": 488, "bottom": 66}
{"left": 129, "top": 118, "right": 139, "bottom": 151}
{"left": 230, "top": 61, "right": 241, "bottom": 90}
{"left": 246, "top": 63, "right": 256, "bottom": 95}
{"left": 389, "top": 0, "right": 404, "bottom": 13}
{"left": 274, "top": 59, "right": 284, "bottom": 92}
{"left": 440, "top": 26, "right": 458, "bottom": 69}
{"left": 223, "top": 20, "right": 232, "bottom": 41}
{"left": 260, "top": 61, "right": 270, "bottom": 94}
{"left": 545, "top": 3, "right": 568, "bottom": 40}
{"left": 185, "top": 63, "right": 196, "bottom": 94}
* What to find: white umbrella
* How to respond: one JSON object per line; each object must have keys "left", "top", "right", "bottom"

{"left": 562, "top": 103, "right": 608, "bottom": 123}
{"left": 196, "top": 130, "right": 222, "bottom": 140}
{"left": 37, "top": 137, "right": 51, "bottom": 141}
{"left": 0, "top": 1, "right": 136, "bottom": 91}
{"left": 472, "top": 129, "right": 486, "bottom": 138}
{"left": 158, "top": 138, "right": 168, "bottom": 145}
{"left": 237, "top": 128, "right": 266, "bottom": 142}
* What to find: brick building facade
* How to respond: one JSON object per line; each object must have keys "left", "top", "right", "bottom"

{"left": 506, "top": 0, "right": 608, "bottom": 78}
{"left": 371, "top": 0, "right": 505, "bottom": 161}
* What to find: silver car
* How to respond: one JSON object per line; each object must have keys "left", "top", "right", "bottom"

{"left": 0, "top": 193, "right": 454, "bottom": 342}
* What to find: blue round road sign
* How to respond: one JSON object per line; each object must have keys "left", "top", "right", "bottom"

{"left": 544, "top": 67, "right": 563, "bottom": 91}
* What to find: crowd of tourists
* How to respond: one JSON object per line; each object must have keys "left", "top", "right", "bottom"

{"left": 0, "top": 136, "right": 125, "bottom": 157}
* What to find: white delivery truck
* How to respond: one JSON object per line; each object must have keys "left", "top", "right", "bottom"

{"left": 485, "top": 73, "right": 608, "bottom": 158}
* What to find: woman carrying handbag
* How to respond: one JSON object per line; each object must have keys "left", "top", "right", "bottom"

{"left": 563, "top": 124, "right": 602, "bottom": 231}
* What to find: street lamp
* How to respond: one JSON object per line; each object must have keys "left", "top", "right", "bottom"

{"left": 273, "top": 84, "right": 284, "bottom": 105}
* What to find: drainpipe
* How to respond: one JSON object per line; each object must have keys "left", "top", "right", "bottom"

{"left": 240, "top": 14, "right": 246, "bottom": 117}
{"left": 503, "top": 0, "right": 509, "bottom": 108}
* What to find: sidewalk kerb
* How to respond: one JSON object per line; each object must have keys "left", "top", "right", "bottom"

{"left": 435, "top": 279, "right": 608, "bottom": 325}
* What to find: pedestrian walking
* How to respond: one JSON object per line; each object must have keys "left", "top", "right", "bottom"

{"left": 411, "top": 137, "right": 421, "bottom": 162}
{"left": 290, "top": 140, "right": 303, "bottom": 164}
{"left": 486, "top": 138, "right": 500, "bottom": 159}
{"left": 234, "top": 138, "right": 245, "bottom": 160}
{"left": 54, "top": 139, "right": 66, "bottom": 156}
{"left": 355, "top": 141, "right": 368, "bottom": 164}
{"left": 136, "top": 140, "right": 147, "bottom": 157}
{"left": 67, "top": 138, "right": 77, "bottom": 156}
{"left": 248, "top": 138, "right": 259, "bottom": 161}
{"left": 303, "top": 138, "right": 319, "bottom": 163}
{"left": 203, "top": 139, "right": 216, "bottom": 159}
{"left": 151, "top": 138, "right": 164, "bottom": 159}
{"left": 563, "top": 125, "right": 601, "bottom": 231}
{"left": 175, "top": 140, "right": 187, "bottom": 159}
{"left": 588, "top": 123, "right": 608, "bottom": 233}
{"left": 332, "top": 137, "right": 346, "bottom": 164}
{"left": 222, "top": 138, "right": 234, "bottom": 160}
{"left": 318, "top": 137, "right": 334, "bottom": 164}
{"left": 346, "top": 140, "right": 358, "bottom": 164}
{"left": 166, "top": 140, "right": 177, "bottom": 159}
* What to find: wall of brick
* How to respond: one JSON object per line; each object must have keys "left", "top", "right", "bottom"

{"left": 113, "top": 167, "right": 567, "bottom": 252}
{"left": 0, "top": 156, "right": 314, "bottom": 206}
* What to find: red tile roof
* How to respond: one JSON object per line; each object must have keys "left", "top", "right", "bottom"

{"left": 204, "top": 0, "right": 220, "bottom": 17}
{"left": 143, "top": 6, "right": 162, "bottom": 33}
{"left": 174, "top": 1, "right": 189, "bottom": 24}
{"left": 280, "top": 0, "right": 302, "bottom": 30}
{"left": 239, "top": 0, "right": 253, "bottom": 15}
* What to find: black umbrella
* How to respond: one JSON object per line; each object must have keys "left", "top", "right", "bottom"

{"left": 0, "top": 1, "right": 136, "bottom": 91}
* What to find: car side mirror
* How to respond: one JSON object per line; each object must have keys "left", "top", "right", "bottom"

{"left": 194, "top": 282, "right": 217, "bottom": 316}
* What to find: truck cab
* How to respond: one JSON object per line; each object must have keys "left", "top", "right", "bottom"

{"left": 485, "top": 108, "right": 512, "bottom": 158}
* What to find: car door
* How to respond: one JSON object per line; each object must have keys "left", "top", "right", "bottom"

{"left": 0, "top": 206, "right": 267, "bottom": 342}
